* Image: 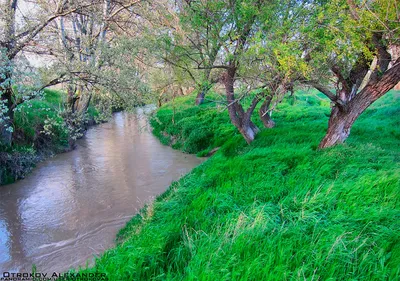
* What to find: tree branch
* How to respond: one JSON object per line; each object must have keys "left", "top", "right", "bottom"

{"left": 304, "top": 81, "right": 338, "bottom": 101}
{"left": 246, "top": 95, "right": 261, "bottom": 116}
{"left": 9, "top": 3, "right": 99, "bottom": 59}
{"left": 197, "top": 65, "right": 229, "bottom": 70}
{"left": 162, "top": 57, "right": 200, "bottom": 86}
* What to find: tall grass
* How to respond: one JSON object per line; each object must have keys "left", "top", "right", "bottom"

{"left": 1, "top": 89, "right": 101, "bottom": 185}
{"left": 14, "top": 89, "right": 100, "bottom": 147}
{"left": 76, "top": 90, "right": 400, "bottom": 280}
{"left": 14, "top": 89, "right": 67, "bottom": 147}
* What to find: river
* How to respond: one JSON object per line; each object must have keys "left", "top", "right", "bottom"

{"left": 0, "top": 110, "right": 203, "bottom": 275}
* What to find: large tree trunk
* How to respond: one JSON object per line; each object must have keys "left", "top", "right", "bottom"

{"left": 195, "top": 90, "right": 206, "bottom": 105}
{"left": 319, "top": 62, "right": 400, "bottom": 148}
{"left": 67, "top": 83, "right": 78, "bottom": 113}
{"left": 239, "top": 120, "right": 259, "bottom": 143}
{"left": 319, "top": 105, "right": 359, "bottom": 148}
{"left": 224, "top": 68, "right": 259, "bottom": 143}
{"left": 259, "top": 98, "right": 275, "bottom": 128}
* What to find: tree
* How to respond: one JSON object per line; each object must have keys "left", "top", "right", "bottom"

{"left": 131, "top": 0, "right": 221, "bottom": 106}
{"left": 0, "top": 0, "right": 104, "bottom": 145}
{"left": 173, "top": 0, "right": 304, "bottom": 143}
{"left": 174, "top": 0, "right": 223, "bottom": 105}
{"left": 301, "top": 0, "right": 400, "bottom": 148}
{"left": 39, "top": 0, "right": 144, "bottom": 112}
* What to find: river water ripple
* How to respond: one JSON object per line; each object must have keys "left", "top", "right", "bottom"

{"left": 0, "top": 109, "right": 203, "bottom": 274}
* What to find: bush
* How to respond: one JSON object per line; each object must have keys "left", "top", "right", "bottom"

{"left": 0, "top": 146, "right": 38, "bottom": 184}
{"left": 1, "top": 88, "right": 110, "bottom": 185}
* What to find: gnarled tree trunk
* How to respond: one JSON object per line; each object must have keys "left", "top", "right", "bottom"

{"left": 239, "top": 120, "right": 259, "bottom": 143}
{"left": 319, "top": 104, "right": 361, "bottom": 148}
{"left": 319, "top": 62, "right": 400, "bottom": 148}
{"left": 224, "top": 68, "right": 260, "bottom": 143}
{"left": 259, "top": 98, "right": 275, "bottom": 128}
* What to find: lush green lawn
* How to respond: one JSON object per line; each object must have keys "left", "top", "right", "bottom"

{"left": 76, "top": 90, "right": 399, "bottom": 280}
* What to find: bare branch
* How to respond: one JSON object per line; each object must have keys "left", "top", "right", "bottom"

{"left": 9, "top": 2, "right": 100, "bottom": 59}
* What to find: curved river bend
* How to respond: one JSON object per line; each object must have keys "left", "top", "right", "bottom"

{"left": 0, "top": 110, "right": 203, "bottom": 274}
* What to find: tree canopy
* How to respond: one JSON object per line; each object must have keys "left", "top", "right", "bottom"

{"left": 0, "top": 0, "right": 399, "bottom": 147}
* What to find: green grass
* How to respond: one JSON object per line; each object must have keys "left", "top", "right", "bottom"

{"left": 1, "top": 88, "right": 101, "bottom": 185}
{"left": 13, "top": 88, "right": 100, "bottom": 147}
{"left": 75, "top": 90, "right": 400, "bottom": 280}
{"left": 150, "top": 90, "right": 332, "bottom": 155}
{"left": 14, "top": 89, "right": 67, "bottom": 145}
{"left": 150, "top": 92, "right": 236, "bottom": 156}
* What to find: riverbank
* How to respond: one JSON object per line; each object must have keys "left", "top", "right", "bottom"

{"left": 77, "top": 90, "right": 399, "bottom": 280}
{"left": 0, "top": 111, "right": 202, "bottom": 273}
{"left": 0, "top": 89, "right": 106, "bottom": 185}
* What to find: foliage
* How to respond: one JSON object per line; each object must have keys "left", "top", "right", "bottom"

{"left": 14, "top": 90, "right": 65, "bottom": 145}
{"left": 0, "top": 49, "right": 43, "bottom": 137}
{"left": 0, "top": 49, "right": 13, "bottom": 134}
{"left": 0, "top": 145, "right": 38, "bottom": 185}
{"left": 302, "top": 0, "right": 399, "bottom": 78}
{"left": 1, "top": 88, "right": 108, "bottom": 185}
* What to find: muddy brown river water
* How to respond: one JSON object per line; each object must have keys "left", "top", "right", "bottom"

{"left": 0, "top": 109, "right": 203, "bottom": 275}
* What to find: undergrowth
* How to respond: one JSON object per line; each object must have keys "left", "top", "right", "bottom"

{"left": 0, "top": 89, "right": 101, "bottom": 185}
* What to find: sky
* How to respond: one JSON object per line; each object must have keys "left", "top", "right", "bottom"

{"left": 16, "top": 0, "right": 53, "bottom": 67}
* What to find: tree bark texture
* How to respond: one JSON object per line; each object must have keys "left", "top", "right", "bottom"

{"left": 319, "top": 61, "right": 400, "bottom": 148}
{"left": 224, "top": 68, "right": 260, "bottom": 143}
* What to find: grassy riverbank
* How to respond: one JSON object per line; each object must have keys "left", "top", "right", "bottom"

{"left": 0, "top": 89, "right": 102, "bottom": 185}
{"left": 77, "top": 90, "right": 399, "bottom": 280}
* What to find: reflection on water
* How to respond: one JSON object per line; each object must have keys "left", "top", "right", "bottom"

{"left": 0, "top": 109, "right": 203, "bottom": 274}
